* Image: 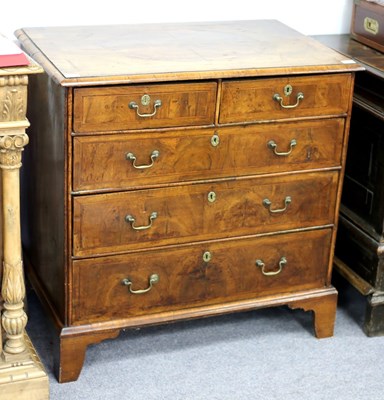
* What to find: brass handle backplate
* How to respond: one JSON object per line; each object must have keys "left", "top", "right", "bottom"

{"left": 122, "top": 274, "right": 159, "bottom": 294}
{"left": 267, "top": 139, "right": 297, "bottom": 156}
{"left": 256, "top": 257, "right": 287, "bottom": 276}
{"left": 263, "top": 196, "right": 291, "bottom": 214}
{"left": 126, "top": 150, "right": 160, "bottom": 169}
{"left": 125, "top": 212, "right": 158, "bottom": 230}
{"left": 129, "top": 98, "right": 162, "bottom": 118}
{"left": 273, "top": 92, "right": 304, "bottom": 109}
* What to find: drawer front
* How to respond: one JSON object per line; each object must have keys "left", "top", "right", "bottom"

{"left": 73, "top": 119, "right": 345, "bottom": 192}
{"left": 219, "top": 74, "right": 352, "bottom": 124}
{"left": 71, "top": 228, "right": 332, "bottom": 324}
{"left": 73, "top": 82, "right": 217, "bottom": 133}
{"left": 351, "top": 0, "right": 384, "bottom": 53}
{"left": 73, "top": 171, "right": 338, "bottom": 257}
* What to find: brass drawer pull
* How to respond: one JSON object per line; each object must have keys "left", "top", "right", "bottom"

{"left": 122, "top": 274, "right": 159, "bottom": 294}
{"left": 267, "top": 139, "right": 297, "bottom": 156}
{"left": 125, "top": 211, "right": 158, "bottom": 230}
{"left": 256, "top": 257, "right": 287, "bottom": 276}
{"left": 263, "top": 196, "right": 291, "bottom": 214}
{"left": 129, "top": 99, "right": 162, "bottom": 118}
{"left": 273, "top": 92, "right": 304, "bottom": 109}
{"left": 126, "top": 150, "right": 160, "bottom": 169}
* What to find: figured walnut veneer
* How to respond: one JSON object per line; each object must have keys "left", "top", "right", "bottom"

{"left": 15, "top": 21, "right": 361, "bottom": 382}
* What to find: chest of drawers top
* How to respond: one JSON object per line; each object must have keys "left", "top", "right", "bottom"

{"left": 16, "top": 20, "right": 360, "bottom": 86}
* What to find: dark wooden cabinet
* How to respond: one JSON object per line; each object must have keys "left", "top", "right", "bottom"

{"left": 315, "top": 34, "right": 384, "bottom": 336}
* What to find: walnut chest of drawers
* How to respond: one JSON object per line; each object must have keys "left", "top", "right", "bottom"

{"left": 16, "top": 20, "right": 361, "bottom": 382}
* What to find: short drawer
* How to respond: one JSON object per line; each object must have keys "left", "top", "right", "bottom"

{"left": 73, "top": 82, "right": 217, "bottom": 133}
{"left": 71, "top": 228, "right": 332, "bottom": 324}
{"left": 72, "top": 171, "right": 338, "bottom": 257}
{"left": 219, "top": 74, "right": 352, "bottom": 124}
{"left": 73, "top": 118, "right": 345, "bottom": 192}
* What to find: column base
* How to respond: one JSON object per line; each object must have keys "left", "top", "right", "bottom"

{"left": 0, "top": 332, "right": 49, "bottom": 400}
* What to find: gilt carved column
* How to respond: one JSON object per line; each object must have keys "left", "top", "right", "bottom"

{"left": 0, "top": 59, "right": 48, "bottom": 399}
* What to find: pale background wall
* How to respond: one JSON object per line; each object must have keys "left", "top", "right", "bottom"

{"left": 2, "top": 0, "right": 353, "bottom": 40}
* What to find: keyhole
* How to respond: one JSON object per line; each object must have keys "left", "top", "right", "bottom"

{"left": 203, "top": 251, "right": 212, "bottom": 262}
{"left": 284, "top": 85, "right": 293, "bottom": 96}
{"left": 208, "top": 191, "right": 216, "bottom": 203}
{"left": 141, "top": 94, "right": 151, "bottom": 106}
{"left": 211, "top": 134, "right": 220, "bottom": 147}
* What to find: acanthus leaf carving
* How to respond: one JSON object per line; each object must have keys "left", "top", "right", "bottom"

{"left": 1, "top": 88, "right": 25, "bottom": 122}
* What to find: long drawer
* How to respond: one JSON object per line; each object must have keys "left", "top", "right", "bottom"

{"left": 73, "top": 171, "right": 338, "bottom": 257}
{"left": 73, "top": 118, "right": 345, "bottom": 192}
{"left": 219, "top": 74, "right": 352, "bottom": 124}
{"left": 73, "top": 81, "right": 217, "bottom": 133}
{"left": 71, "top": 228, "right": 332, "bottom": 325}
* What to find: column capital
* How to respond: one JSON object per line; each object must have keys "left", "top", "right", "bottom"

{"left": 0, "top": 132, "right": 29, "bottom": 169}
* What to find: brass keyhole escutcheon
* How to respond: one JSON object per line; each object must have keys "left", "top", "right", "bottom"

{"left": 211, "top": 133, "right": 220, "bottom": 147}
{"left": 208, "top": 191, "right": 216, "bottom": 203}
{"left": 364, "top": 17, "right": 379, "bottom": 35}
{"left": 284, "top": 84, "right": 293, "bottom": 96}
{"left": 141, "top": 94, "right": 151, "bottom": 106}
{"left": 203, "top": 251, "right": 212, "bottom": 262}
